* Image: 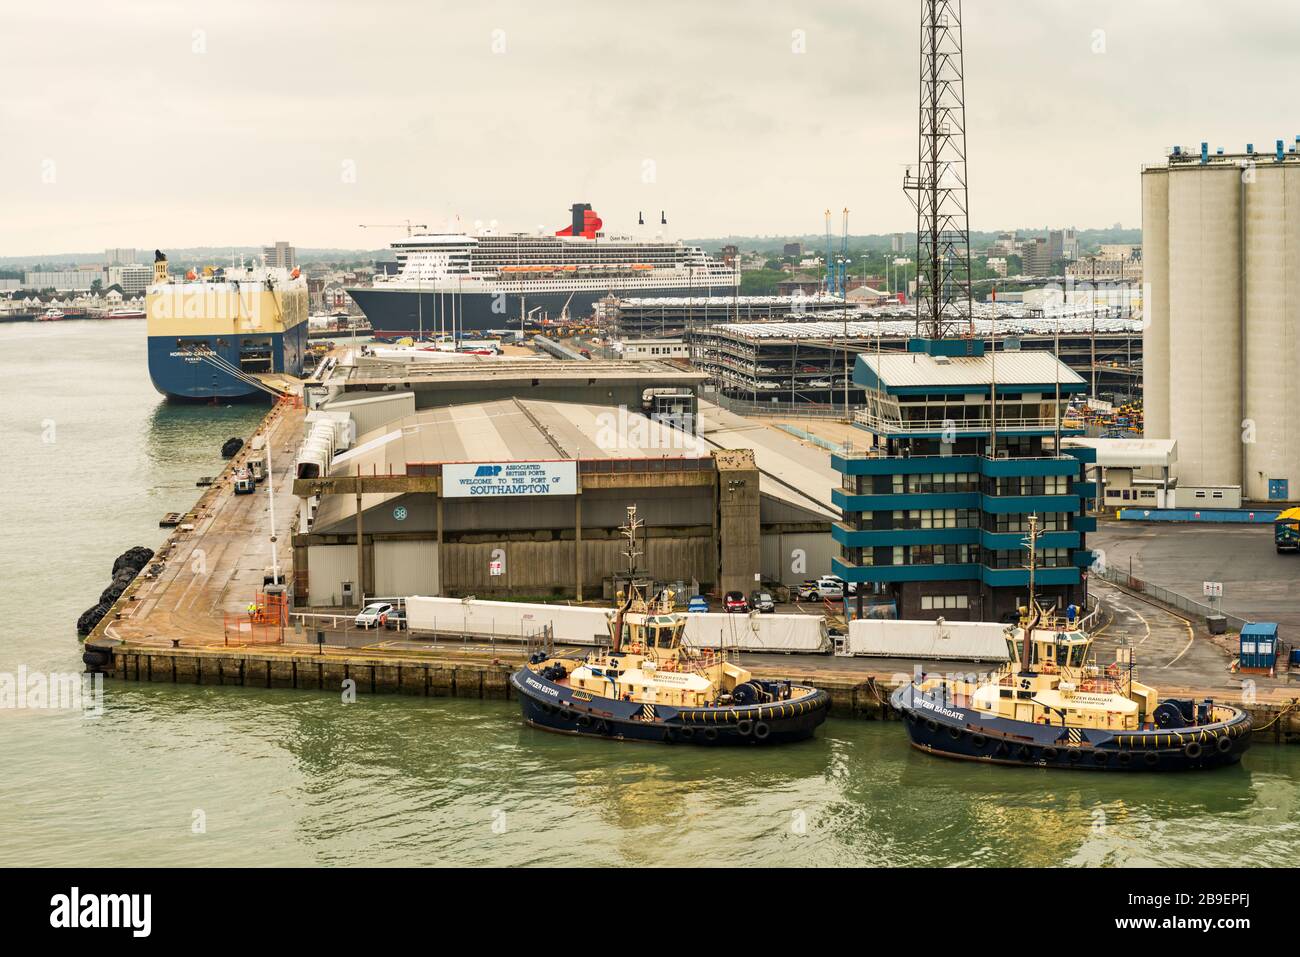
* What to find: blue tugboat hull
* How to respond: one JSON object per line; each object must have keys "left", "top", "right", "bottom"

{"left": 890, "top": 683, "right": 1251, "bottom": 771}
{"left": 511, "top": 668, "right": 830, "bottom": 746}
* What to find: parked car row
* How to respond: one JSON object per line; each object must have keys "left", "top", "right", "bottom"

{"left": 354, "top": 602, "right": 406, "bottom": 630}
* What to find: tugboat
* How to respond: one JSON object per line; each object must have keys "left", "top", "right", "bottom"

{"left": 511, "top": 506, "right": 831, "bottom": 745}
{"left": 890, "top": 516, "right": 1252, "bottom": 771}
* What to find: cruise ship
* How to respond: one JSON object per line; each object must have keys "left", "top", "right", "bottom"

{"left": 345, "top": 203, "right": 740, "bottom": 336}
{"left": 145, "top": 251, "right": 308, "bottom": 401}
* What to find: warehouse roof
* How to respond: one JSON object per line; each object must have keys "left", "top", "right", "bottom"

{"left": 696, "top": 401, "right": 838, "bottom": 519}
{"left": 313, "top": 398, "right": 710, "bottom": 530}
{"left": 312, "top": 398, "right": 839, "bottom": 529}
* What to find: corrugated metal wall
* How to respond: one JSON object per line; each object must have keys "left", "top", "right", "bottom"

{"left": 306, "top": 544, "right": 357, "bottom": 605}
{"left": 374, "top": 540, "right": 438, "bottom": 597}
{"left": 761, "top": 531, "right": 837, "bottom": 585}
{"left": 439, "top": 536, "right": 713, "bottom": 595}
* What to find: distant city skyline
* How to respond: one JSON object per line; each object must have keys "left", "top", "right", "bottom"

{"left": 2, "top": 0, "right": 1297, "bottom": 255}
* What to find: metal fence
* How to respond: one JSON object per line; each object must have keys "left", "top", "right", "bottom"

{"left": 1095, "top": 565, "right": 1249, "bottom": 632}
{"left": 707, "top": 393, "right": 852, "bottom": 420}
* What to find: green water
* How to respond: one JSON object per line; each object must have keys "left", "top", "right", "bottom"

{"left": 2, "top": 321, "right": 1299, "bottom": 867}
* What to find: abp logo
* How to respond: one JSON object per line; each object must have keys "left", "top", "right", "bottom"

{"left": 474, "top": 465, "right": 502, "bottom": 477}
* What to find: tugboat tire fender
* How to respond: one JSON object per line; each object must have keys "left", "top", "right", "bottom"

{"left": 1184, "top": 740, "right": 1203, "bottom": 760}
{"left": 703, "top": 728, "right": 719, "bottom": 742}
{"left": 1215, "top": 734, "right": 1234, "bottom": 754}
{"left": 1116, "top": 751, "right": 1132, "bottom": 766}
{"left": 679, "top": 727, "right": 696, "bottom": 740}
{"left": 970, "top": 734, "right": 987, "bottom": 749}
{"left": 1093, "top": 750, "right": 1110, "bottom": 765}
{"left": 736, "top": 719, "right": 754, "bottom": 736}
{"left": 947, "top": 726, "right": 963, "bottom": 741}
{"left": 1144, "top": 751, "right": 1160, "bottom": 767}
{"left": 925, "top": 718, "right": 940, "bottom": 733}
{"left": 752, "top": 721, "right": 771, "bottom": 741}
{"left": 577, "top": 714, "right": 593, "bottom": 729}
{"left": 1041, "top": 747, "right": 1059, "bottom": 761}
{"left": 1067, "top": 749, "right": 1082, "bottom": 763}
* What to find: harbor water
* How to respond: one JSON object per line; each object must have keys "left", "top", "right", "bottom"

{"left": 3, "top": 320, "right": 1300, "bottom": 867}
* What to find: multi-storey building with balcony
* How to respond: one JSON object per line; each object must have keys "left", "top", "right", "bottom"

{"left": 831, "top": 337, "right": 1097, "bottom": 623}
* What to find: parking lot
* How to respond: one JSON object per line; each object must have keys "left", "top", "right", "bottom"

{"left": 1091, "top": 520, "right": 1300, "bottom": 633}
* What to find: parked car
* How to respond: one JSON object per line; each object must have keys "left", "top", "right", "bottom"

{"left": 723, "top": 590, "right": 749, "bottom": 613}
{"left": 383, "top": 608, "right": 407, "bottom": 631}
{"left": 795, "top": 576, "right": 856, "bottom": 601}
{"left": 355, "top": 601, "right": 394, "bottom": 629}
{"left": 687, "top": 595, "right": 710, "bottom": 614}
{"left": 750, "top": 590, "right": 775, "bottom": 614}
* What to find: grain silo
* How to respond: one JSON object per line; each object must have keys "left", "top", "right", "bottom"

{"left": 1142, "top": 141, "right": 1300, "bottom": 502}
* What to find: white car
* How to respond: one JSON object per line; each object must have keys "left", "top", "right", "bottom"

{"left": 355, "top": 602, "right": 394, "bottom": 628}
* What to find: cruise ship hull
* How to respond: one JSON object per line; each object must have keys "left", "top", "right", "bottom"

{"left": 346, "top": 285, "right": 729, "bottom": 337}
{"left": 146, "top": 324, "right": 308, "bottom": 401}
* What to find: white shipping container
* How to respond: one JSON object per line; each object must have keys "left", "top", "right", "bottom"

{"left": 846, "top": 618, "right": 1010, "bottom": 662}
{"left": 684, "top": 614, "right": 829, "bottom": 654}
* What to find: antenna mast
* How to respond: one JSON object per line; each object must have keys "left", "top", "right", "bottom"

{"left": 904, "top": 0, "right": 974, "bottom": 340}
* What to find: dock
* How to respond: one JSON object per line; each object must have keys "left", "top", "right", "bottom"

{"left": 83, "top": 396, "right": 1300, "bottom": 746}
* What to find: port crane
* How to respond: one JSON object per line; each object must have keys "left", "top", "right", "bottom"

{"left": 358, "top": 220, "right": 428, "bottom": 236}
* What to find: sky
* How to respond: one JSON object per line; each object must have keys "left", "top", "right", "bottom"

{"left": 2, "top": 0, "right": 1298, "bottom": 256}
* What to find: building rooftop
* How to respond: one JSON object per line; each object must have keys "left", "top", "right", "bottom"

{"left": 1061, "top": 437, "right": 1177, "bottom": 468}
{"left": 857, "top": 350, "right": 1087, "bottom": 392}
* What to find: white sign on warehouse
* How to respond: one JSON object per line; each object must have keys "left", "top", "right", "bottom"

{"left": 442, "top": 461, "right": 578, "bottom": 498}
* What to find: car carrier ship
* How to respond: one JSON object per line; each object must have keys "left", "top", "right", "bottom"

{"left": 345, "top": 203, "right": 740, "bottom": 336}
{"left": 145, "top": 250, "right": 309, "bottom": 401}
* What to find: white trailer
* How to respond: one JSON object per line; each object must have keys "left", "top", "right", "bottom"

{"left": 843, "top": 618, "right": 1010, "bottom": 662}
{"left": 684, "top": 613, "right": 830, "bottom": 654}
{"left": 404, "top": 596, "right": 610, "bottom": 645}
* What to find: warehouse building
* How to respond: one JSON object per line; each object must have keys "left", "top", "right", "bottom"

{"left": 831, "top": 338, "right": 1097, "bottom": 623}
{"left": 1143, "top": 141, "right": 1300, "bottom": 502}
{"left": 291, "top": 397, "right": 837, "bottom": 606}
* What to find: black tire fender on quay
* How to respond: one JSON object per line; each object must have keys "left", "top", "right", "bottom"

{"left": 82, "top": 649, "right": 109, "bottom": 668}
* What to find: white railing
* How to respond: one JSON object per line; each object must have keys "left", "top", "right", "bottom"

{"left": 854, "top": 410, "right": 1064, "bottom": 433}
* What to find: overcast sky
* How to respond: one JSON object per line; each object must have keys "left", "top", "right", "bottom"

{"left": 2, "top": 0, "right": 1297, "bottom": 255}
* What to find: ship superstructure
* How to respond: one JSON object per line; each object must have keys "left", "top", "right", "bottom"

{"left": 346, "top": 203, "right": 739, "bottom": 336}
{"left": 145, "top": 251, "right": 308, "bottom": 401}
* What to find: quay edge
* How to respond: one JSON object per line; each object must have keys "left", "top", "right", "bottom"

{"left": 80, "top": 639, "right": 1300, "bottom": 744}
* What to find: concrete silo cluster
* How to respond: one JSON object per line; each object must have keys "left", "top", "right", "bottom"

{"left": 1143, "top": 141, "right": 1300, "bottom": 503}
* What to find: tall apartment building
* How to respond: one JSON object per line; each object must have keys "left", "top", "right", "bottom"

{"left": 106, "top": 263, "right": 152, "bottom": 295}
{"left": 1020, "top": 237, "right": 1052, "bottom": 277}
{"left": 263, "top": 241, "right": 296, "bottom": 270}
{"left": 831, "top": 337, "right": 1096, "bottom": 622}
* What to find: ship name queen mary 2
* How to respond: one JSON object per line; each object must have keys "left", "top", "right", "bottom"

{"left": 346, "top": 202, "right": 739, "bottom": 336}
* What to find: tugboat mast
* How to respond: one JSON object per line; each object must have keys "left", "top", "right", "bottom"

{"left": 610, "top": 506, "right": 644, "bottom": 655}
{"left": 1018, "top": 513, "right": 1041, "bottom": 675}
